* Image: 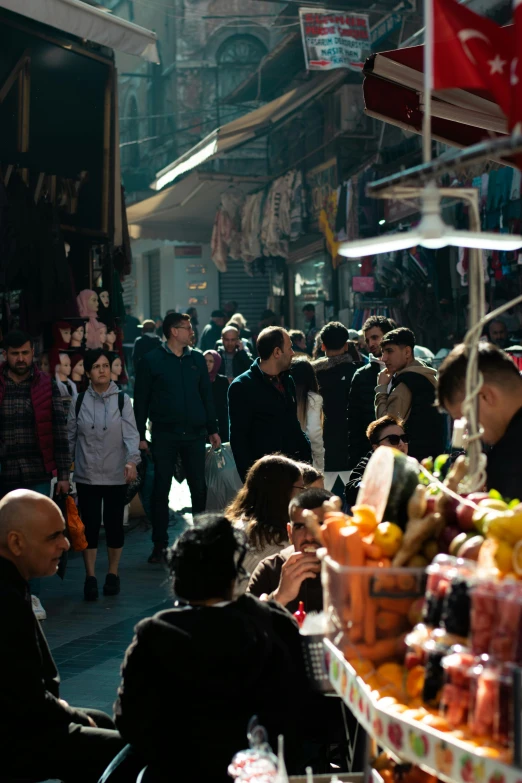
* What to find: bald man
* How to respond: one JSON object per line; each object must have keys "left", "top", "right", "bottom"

{"left": 0, "top": 490, "right": 124, "bottom": 782}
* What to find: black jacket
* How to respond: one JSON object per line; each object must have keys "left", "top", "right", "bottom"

{"left": 133, "top": 346, "right": 217, "bottom": 441}
{"left": 114, "top": 594, "right": 308, "bottom": 782}
{"left": 228, "top": 359, "right": 312, "bottom": 481}
{"left": 347, "top": 361, "right": 381, "bottom": 469}
{"left": 200, "top": 321, "right": 222, "bottom": 352}
{"left": 247, "top": 545, "right": 323, "bottom": 614}
{"left": 217, "top": 346, "right": 253, "bottom": 379}
{"left": 212, "top": 374, "right": 230, "bottom": 442}
{"left": 345, "top": 451, "right": 372, "bottom": 510}
{"left": 313, "top": 353, "right": 362, "bottom": 471}
{"left": 487, "top": 406, "right": 522, "bottom": 500}
{"left": 132, "top": 333, "right": 162, "bottom": 373}
{"left": 390, "top": 371, "right": 446, "bottom": 462}
{"left": 0, "top": 556, "right": 89, "bottom": 760}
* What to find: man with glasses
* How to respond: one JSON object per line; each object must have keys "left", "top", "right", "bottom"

{"left": 375, "top": 327, "right": 445, "bottom": 462}
{"left": 345, "top": 416, "right": 409, "bottom": 509}
{"left": 134, "top": 312, "right": 220, "bottom": 563}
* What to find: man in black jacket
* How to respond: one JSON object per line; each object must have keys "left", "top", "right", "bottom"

{"left": 200, "top": 309, "right": 226, "bottom": 351}
{"left": 0, "top": 489, "right": 124, "bottom": 782}
{"left": 217, "top": 324, "right": 253, "bottom": 381}
{"left": 438, "top": 342, "right": 522, "bottom": 499}
{"left": 132, "top": 319, "right": 162, "bottom": 373}
{"left": 313, "top": 322, "right": 362, "bottom": 477}
{"left": 347, "top": 315, "right": 397, "bottom": 469}
{"left": 134, "top": 312, "right": 220, "bottom": 562}
{"left": 229, "top": 327, "right": 311, "bottom": 481}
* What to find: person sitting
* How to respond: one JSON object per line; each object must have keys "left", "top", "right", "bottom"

{"left": 0, "top": 489, "right": 124, "bottom": 782}
{"left": 217, "top": 324, "right": 253, "bottom": 381}
{"left": 247, "top": 488, "right": 332, "bottom": 613}
{"left": 225, "top": 454, "right": 305, "bottom": 589}
{"left": 114, "top": 515, "right": 309, "bottom": 782}
{"left": 345, "top": 415, "right": 408, "bottom": 509}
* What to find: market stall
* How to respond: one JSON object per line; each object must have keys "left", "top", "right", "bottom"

{"left": 0, "top": 2, "right": 157, "bottom": 383}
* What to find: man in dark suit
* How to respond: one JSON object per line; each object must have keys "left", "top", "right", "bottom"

{"left": 0, "top": 489, "right": 124, "bottom": 782}
{"left": 132, "top": 319, "right": 162, "bottom": 373}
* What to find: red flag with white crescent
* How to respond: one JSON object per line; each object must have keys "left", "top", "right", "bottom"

{"left": 510, "top": 0, "right": 522, "bottom": 134}
{"left": 433, "top": 0, "right": 512, "bottom": 117}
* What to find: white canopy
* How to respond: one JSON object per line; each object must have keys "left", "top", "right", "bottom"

{"left": 1, "top": 0, "right": 159, "bottom": 62}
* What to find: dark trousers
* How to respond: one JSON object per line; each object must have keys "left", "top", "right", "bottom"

{"left": 7, "top": 708, "right": 124, "bottom": 783}
{"left": 77, "top": 483, "right": 127, "bottom": 549}
{"left": 151, "top": 431, "right": 207, "bottom": 546}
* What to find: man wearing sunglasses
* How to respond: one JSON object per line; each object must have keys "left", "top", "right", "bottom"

{"left": 345, "top": 415, "right": 408, "bottom": 508}
{"left": 375, "top": 327, "right": 446, "bottom": 462}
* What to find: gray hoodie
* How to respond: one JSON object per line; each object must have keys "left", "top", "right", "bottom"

{"left": 67, "top": 381, "right": 141, "bottom": 486}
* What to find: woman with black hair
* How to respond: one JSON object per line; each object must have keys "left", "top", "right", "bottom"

{"left": 290, "top": 357, "right": 325, "bottom": 471}
{"left": 114, "top": 514, "right": 308, "bottom": 782}
{"left": 225, "top": 454, "right": 304, "bottom": 585}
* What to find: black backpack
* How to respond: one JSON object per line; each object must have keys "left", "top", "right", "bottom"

{"left": 75, "top": 390, "right": 125, "bottom": 418}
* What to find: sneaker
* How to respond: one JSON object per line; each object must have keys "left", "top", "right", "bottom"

{"left": 31, "top": 595, "right": 47, "bottom": 621}
{"left": 84, "top": 576, "right": 99, "bottom": 601}
{"left": 148, "top": 545, "right": 167, "bottom": 564}
{"left": 103, "top": 573, "right": 120, "bottom": 596}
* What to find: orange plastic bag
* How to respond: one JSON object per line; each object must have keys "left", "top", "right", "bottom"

{"left": 65, "top": 496, "right": 88, "bottom": 551}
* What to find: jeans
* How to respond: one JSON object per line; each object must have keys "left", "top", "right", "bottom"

{"left": 151, "top": 432, "right": 207, "bottom": 546}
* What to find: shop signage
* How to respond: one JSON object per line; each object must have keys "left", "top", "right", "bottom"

{"left": 352, "top": 276, "right": 375, "bottom": 293}
{"left": 299, "top": 8, "right": 371, "bottom": 71}
{"left": 174, "top": 246, "right": 202, "bottom": 258}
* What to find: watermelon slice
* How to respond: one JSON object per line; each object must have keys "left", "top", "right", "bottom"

{"left": 356, "top": 447, "right": 420, "bottom": 529}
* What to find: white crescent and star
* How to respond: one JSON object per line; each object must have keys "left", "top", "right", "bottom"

{"left": 457, "top": 29, "right": 506, "bottom": 75}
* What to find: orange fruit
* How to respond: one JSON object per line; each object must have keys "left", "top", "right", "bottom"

{"left": 351, "top": 505, "right": 379, "bottom": 537}
{"left": 406, "top": 665, "right": 425, "bottom": 698}
{"left": 348, "top": 658, "right": 374, "bottom": 677}
{"left": 421, "top": 714, "right": 451, "bottom": 731}
{"left": 374, "top": 522, "right": 403, "bottom": 558}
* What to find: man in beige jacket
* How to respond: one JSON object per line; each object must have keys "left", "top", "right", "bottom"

{"left": 375, "top": 327, "right": 445, "bottom": 461}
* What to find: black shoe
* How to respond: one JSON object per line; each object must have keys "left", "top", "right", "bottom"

{"left": 148, "top": 545, "right": 166, "bottom": 564}
{"left": 84, "top": 576, "right": 98, "bottom": 601}
{"left": 103, "top": 573, "right": 120, "bottom": 596}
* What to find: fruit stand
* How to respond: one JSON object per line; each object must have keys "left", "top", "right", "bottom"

{"left": 309, "top": 447, "right": 522, "bottom": 783}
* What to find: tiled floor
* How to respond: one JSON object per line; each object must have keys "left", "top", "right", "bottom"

{"left": 41, "top": 480, "right": 191, "bottom": 716}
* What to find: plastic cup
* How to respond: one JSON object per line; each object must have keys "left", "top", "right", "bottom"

{"left": 440, "top": 646, "right": 475, "bottom": 728}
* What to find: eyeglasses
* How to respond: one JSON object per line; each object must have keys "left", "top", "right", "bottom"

{"left": 377, "top": 433, "right": 410, "bottom": 446}
{"left": 293, "top": 484, "right": 306, "bottom": 491}
{"left": 176, "top": 325, "right": 194, "bottom": 332}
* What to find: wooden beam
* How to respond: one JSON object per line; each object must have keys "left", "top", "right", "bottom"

{"left": 0, "top": 49, "right": 30, "bottom": 104}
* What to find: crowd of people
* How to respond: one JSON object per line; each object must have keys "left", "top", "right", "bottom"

{"left": 2, "top": 297, "right": 522, "bottom": 782}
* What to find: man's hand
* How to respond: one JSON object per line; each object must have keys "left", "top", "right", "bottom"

{"left": 273, "top": 552, "right": 321, "bottom": 606}
{"left": 378, "top": 368, "right": 392, "bottom": 387}
{"left": 56, "top": 481, "right": 70, "bottom": 496}
{"left": 139, "top": 440, "right": 150, "bottom": 453}
{"left": 209, "top": 433, "right": 221, "bottom": 449}
{"left": 124, "top": 463, "right": 137, "bottom": 484}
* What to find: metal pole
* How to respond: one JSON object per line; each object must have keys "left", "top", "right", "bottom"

{"left": 423, "top": 0, "right": 433, "bottom": 164}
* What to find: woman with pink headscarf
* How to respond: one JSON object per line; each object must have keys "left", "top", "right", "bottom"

{"left": 204, "top": 350, "right": 229, "bottom": 442}
{"left": 76, "top": 290, "right": 105, "bottom": 349}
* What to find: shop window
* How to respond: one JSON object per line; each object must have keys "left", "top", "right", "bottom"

{"left": 216, "top": 35, "right": 267, "bottom": 101}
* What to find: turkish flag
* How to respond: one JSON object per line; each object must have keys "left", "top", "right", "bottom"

{"left": 433, "top": 0, "right": 512, "bottom": 117}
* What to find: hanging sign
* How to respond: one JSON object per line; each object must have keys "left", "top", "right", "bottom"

{"left": 299, "top": 8, "right": 371, "bottom": 71}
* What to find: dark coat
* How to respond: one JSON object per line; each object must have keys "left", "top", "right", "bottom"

{"left": 313, "top": 353, "right": 363, "bottom": 471}
{"left": 200, "top": 321, "right": 222, "bottom": 352}
{"left": 212, "top": 374, "right": 230, "bottom": 442}
{"left": 217, "top": 345, "right": 253, "bottom": 379}
{"left": 228, "top": 359, "right": 312, "bottom": 481}
{"left": 487, "top": 406, "right": 522, "bottom": 500}
{"left": 132, "top": 333, "right": 162, "bottom": 373}
{"left": 114, "top": 594, "right": 308, "bottom": 782}
{"left": 347, "top": 361, "right": 381, "bottom": 469}
{"left": 345, "top": 451, "right": 372, "bottom": 509}
{"left": 390, "top": 371, "right": 446, "bottom": 462}
{"left": 0, "top": 556, "right": 89, "bottom": 761}
{"left": 133, "top": 346, "right": 217, "bottom": 441}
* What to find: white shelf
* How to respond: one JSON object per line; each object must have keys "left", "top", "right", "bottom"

{"left": 325, "top": 639, "right": 519, "bottom": 783}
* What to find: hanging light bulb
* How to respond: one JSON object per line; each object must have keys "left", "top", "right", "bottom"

{"left": 339, "top": 183, "right": 522, "bottom": 258}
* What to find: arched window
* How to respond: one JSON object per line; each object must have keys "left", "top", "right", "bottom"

{"left": 122, "top": 95, "right": 140, "bottom": 170}
{"left": 216, "top": 35, "right": 267, "bottom": 101}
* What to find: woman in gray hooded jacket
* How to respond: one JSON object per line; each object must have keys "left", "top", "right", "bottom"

{"left": 68, "top": 349, "right": 141, "bottom": 601}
